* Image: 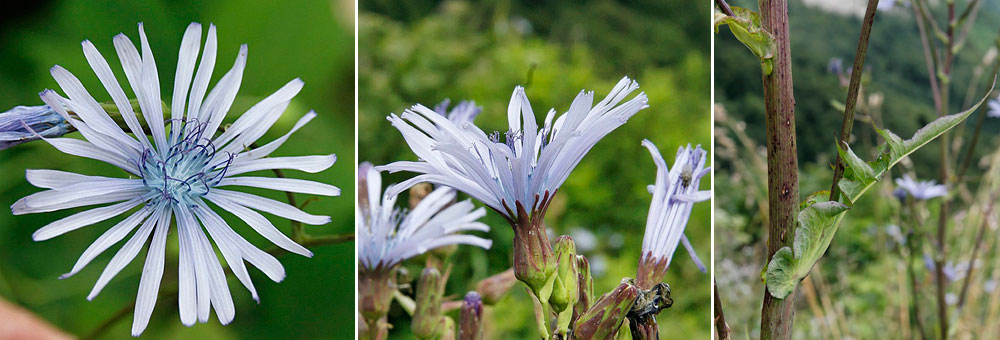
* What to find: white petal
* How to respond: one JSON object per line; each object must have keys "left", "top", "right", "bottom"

{"left": 169, "top": 23, "right": 202, "bottom": 143}
{"left": 226, "top": 155, "right": 336, "bottom": 176}
{"left": 207, "top": 189, "right": 329, "bottom": 225}
{"left": 189, "top": 203, "right": 260, "bottom": 301}
{"left": 205, "top": 194, "right": 312, "bottom": 257}
{"left": 237, "top": 111, "right": 316, "bottom": 160}
{"left": 33, "top": 198, "right": 143, "bottom": 241}
{"left": 12, "top": 188, "right": 143, "bottom": 215}
{"left": 19, "top": 180, "right": 143, "bottom": 211}
{"left": 48, "top": 66, "right": 140, "bottom": 155}
{"left": 81, "top": 39, "right": 151, "bottom": 150}
{"left": 213, "top": 78, "right": 303, "bottom": 151}
{"left": 201, "top": 44, "right": 248, "bottom": 139}
{"left": 38, "top": 137, "right": 139, "bottom": 175}
{"left": 188, "top": 24, "right": 217, "bottom": 122}
{"left": 137, "top": 23, "right": 168, "bottom": 154}
{"left": 87, "top": 204, "right": 164, "bottom": 300}
{"left": 175, "top": 205, "right": 198, "bottom": 326}
{"left": 61, "top": 208, "right": 152, "bottom": 279}
{"left": 217, "top": 177, "right": 340, "bottom": 196}
{"left": 25, "top": 169, "right": 122, "bottom": 189}
{"left": 131, "top": 208, "right": 171, "bottom": 336}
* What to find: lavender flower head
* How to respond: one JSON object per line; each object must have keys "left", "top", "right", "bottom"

{"left": 434, "top": 99, "right": 482, "bottom": 125}
{"left": 12, "top": 23, "right": 340, "bottom": 335}
{"left": 0, "top": 105, "right": 71, "bottom": 150}
{"left": 356, "top": 162, "right": 492, "bottom": 327}
{"left": 827, "top": 58, "right": 843, "bottom": 75}
{"left": 923, "top": 253, "right": 965, "bottom": 282}
{"left": 378, "top": 77, "right": 646, "bottom": 292}
{"left": 895, "top": 174, "right": 947, "bottom": 201}
{"left": 357, "top": 162, "right": 492, "bottom": 270}
{"left": 636, "top": 140, "right": 710, "bottom": 289}
{"left": 378, "top": 76, "right": 647, "bottom": 221}
{"left": 987, "top": 94, "right": 1000, "bottom": 118}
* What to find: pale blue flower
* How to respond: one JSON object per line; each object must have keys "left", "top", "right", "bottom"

{"left": 987, "top": 96, "right": 1000, "bottom": 118}
{"left": 378, "top": 77, "right": 648, "bottom": 220}
{"left": 433, "top": 99, "right": 482, "bottom": 124}
{"left": 11, "top": 23, "right": 339, "bottom": 335}
{"left": 0, "top": 105, "right": 70, "bottom": 150}
{"left": 895, "top": 174, "right": 947, "bottom": 200}
{"left": 827, "top": 58, "right": 843, "bottom": 75}
{"left": 357, "top": 162, "right": 491, "bottom": 270}
{"left": 639, "top": 140, "right": 711, "bottom": 273}
{"left": 924, "top": 253, "right": 964, "bottom": 282}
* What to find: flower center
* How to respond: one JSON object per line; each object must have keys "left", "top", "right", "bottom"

{"left": 138, "top": 120, "right": 233, "bottom": 205}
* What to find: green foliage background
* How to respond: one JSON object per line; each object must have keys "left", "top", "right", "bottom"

{"left": 715, "top": 0, "right": 1000, "bottom": 338}
{"left": 359, "top": 0, "right": 711, "bottom": 338}
{"left": 0, "top": 1, "right": 354, "bottom": 339}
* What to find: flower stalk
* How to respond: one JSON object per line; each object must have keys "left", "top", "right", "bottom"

{"left": 757, "top": 0, "right": 801, "bottom": 338}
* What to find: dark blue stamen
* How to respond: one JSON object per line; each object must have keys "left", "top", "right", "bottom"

{"left": 137, "top": 119, "right": 234, "bottom": 206}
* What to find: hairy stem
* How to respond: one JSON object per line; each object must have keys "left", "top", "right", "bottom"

{"left": 758, "top": 0, "right": 800, "bottom": 339}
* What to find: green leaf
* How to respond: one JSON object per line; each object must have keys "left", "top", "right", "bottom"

{"left": 714, "top": 7, "right": 776, "bottom": 75}
{"left": 765, "top": 200, "right": 849, "bottom": 299}
{"left": 838, "top": 81, "right": 994, "bottom": 205}
{"left": 765, "top": 80, "right": 996, "bottom": 299}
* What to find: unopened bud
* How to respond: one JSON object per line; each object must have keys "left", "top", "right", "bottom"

{"left": 413, "top": 268, "right": 445, "bottom": 339}
{"left": 0, "top": 105, "right": 70, "bottom": 150}
{"left": 550, "top": 235, "right": 579, "bottom": 312}
{"left": 573, "top": 255, "right": 595, "bottom": 325}
{"left": 408, "top": 182, "right": 435, "bottom": 208}
{"left": 475, "top": 269, "right": 517, "bottom": 305}
{"left": 440, "top": 316, "right": 457, "bottom": 340}
{"left": 573, "top": 280, "right": 640, "bottom": 340}
{"left": 459, "top": 292, "right": 484, "bottom": 340}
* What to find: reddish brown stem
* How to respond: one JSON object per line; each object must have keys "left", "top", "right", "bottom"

{"left": 758, "top": 0, "right": 800, "bottom": 339}
{"left": 830, "top": 0, "right": 881, "bottom": 202}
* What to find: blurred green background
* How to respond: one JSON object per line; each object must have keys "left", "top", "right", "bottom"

{"left": 715, "top": 0, "right": 1000, "bottom": 338}
{"left": 0, "top": 0, "right": 354, "bottom": 339}
{"left": 359, "top": 0, "right": 710, "bottom": 338}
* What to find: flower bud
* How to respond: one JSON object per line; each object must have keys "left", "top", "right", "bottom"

{"left": 628, "top": 318, "right": 658, "bottom": 340}
{"left": 459, "top": 292, "right": 484, "bottom": 340}
{"left": 573, "top": 280, "right": 640, "bottom": 340}
{"left": 408, "top": 182, "right": 435, "bottom": 209}
{"left": 573, "top": 255, "right": 594, "bottom": 325}
{"left": 0, "top": 105, "right": 70, "bottom": 150}
{"left": 512, "top": 201, "right": 556, "bottom": 295}
{"left": 413, "top": 268, "right": 445, "bottom": 339}
{"left": 440, "top": 316, "right": 457, "bottom": 340}
{"left": 550, "top": 235, "right": 579, "bottom": 312}
{"left": 359, "top": 267, "right": 396, "bottom": 330}
{"left": 475, "top": 269, "right": 517, "bottom": 305}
